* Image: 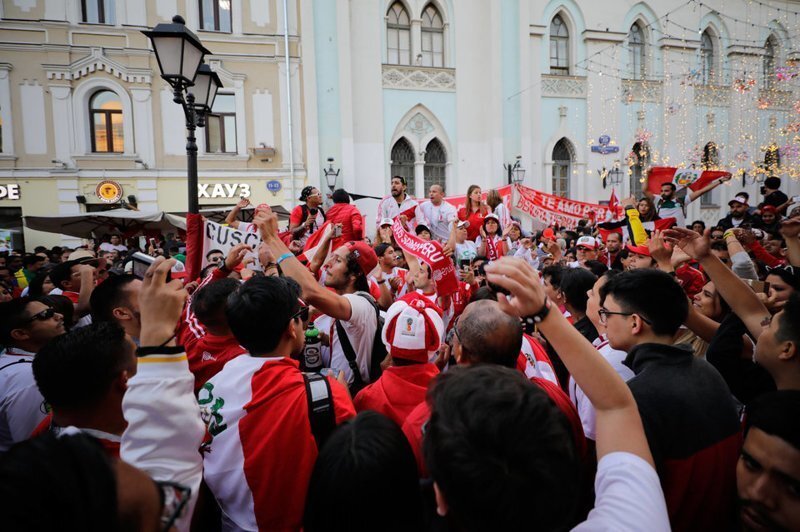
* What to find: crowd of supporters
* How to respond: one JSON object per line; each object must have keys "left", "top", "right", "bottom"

{"left": 0, "top": 174, "right": 799, "bottom": 531}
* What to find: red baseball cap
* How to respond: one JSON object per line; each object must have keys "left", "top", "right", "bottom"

{"left": 626, "top": 244, "right": 651, "bottom": 257}
{"left": 344, "top": 241, "right": 378, "bottom": 276}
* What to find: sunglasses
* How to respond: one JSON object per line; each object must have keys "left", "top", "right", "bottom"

{"left": 288, "top": 299, "right": 310, "bottom": 325}
{"left": 26, "top": 307, "right": 56, "bottom": 323}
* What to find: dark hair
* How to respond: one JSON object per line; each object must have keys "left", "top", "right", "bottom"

{"left": 424, "top": 365, "right": 581, "bottom": 531}
{"left": 344, "top": 252, "right": 370, "bottom": 293}
{"left": 776, "top": 292, "right": 800, "bottom": 346}
{"left": 600, "top": 269, "right": 688, "bottom": 336}
{"left": 744, "top": 390, "right": 800, "bottom": 450}
{"left": 737, "top": 191, "right": 750, "bottom": 201}
{"left": 205, "top": 249, "right": 223, "bottom": 260}
{"left": 200, "top": 263, "right": 218, "bottom": 279}
{"left": 226, "top": 276, "right": 302, "bottom": 354}
{"left": 469, "top": 286, "right": 498, "bottom": 303}
{"left": 764, "top": 176, "right": 782, "bottom": 190}
{"left": 0, "top": 297, "right": 34, "bottom": 345}
{"left": 661, "top": 182, "right": 677, "bottom": 191}
{"left": 90, "top": 275, "right": 138, "bottom": 324}
{"left": 0, "top": 433, "right": 118, "bottom": 530}
{"left": 192, "top": 278, "right": 240, "bottom": 329}
{"left": 373, "top": 243, "right": 393, "bottom": 258}
{"left": 541, "top": 265, "right": 566, "bottom": 288}
{"left": 331, "top": 189, "right": 350, "bottom": 204}
{"left": 33, "top": 246, "right": 48, "bottom": 254}
{"left": 582, "top": 260, "right": 608, "bottom": 278}
{"left": 457, "top": 300, "right": 522, "bottom": 367}
{"left": 766, "top": 266, "right": 800, "bottom": 292}
{"left": 304, "top": 411, "right": 422, "bottom": 531}
{"left": 391, "top": 175, "right": 407, "bottom": 186}
{"left": 559, "top": 268, "right": 597, "bottom": 313}
{"left": 40, "top": 295, "right": 74, "bottom": 331}
{"left": 33, "top": 322, "right": 131, "bottom": 411}
{"left": 50, "top": 260, "right": 78, "bottom": 290}
{"left": 23, "top": 254, "right": 45, "bottom": 268}
{"left": 27, "top": 268, "right": 54, "bottom": 299}
{"left": 691, "top": 220, "right": 706, "bottom": 231}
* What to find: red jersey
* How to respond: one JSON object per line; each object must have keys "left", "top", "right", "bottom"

{"left": 353, "top": 363, "right": 439, "bottom": 426}
{"left": 457, "top": 205, "right": 489, "bottom": 241}
{"left": 517, "top": 334, "right": 560, "bottom": 387}
{"left": 185, "top": 332, "right": 247, "bottom": 394}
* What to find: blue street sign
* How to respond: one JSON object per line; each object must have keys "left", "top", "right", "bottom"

{"left": 266, "top": 180, "right": 282, "bottom": 193}
{"left": 591, "top": 135, "right": 619, "bottom": 155}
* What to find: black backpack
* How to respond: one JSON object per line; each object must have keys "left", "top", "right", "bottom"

{"left": 302, "top": 372, "right": 336, "bottom": 449}
{"left": 334, "top": 292, "right": 386, "bottom": 395}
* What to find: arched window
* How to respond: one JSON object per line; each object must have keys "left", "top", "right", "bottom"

{"left": 629, "top": 23, "right": 646, "bottom": 80}
{"left": 701, "top": 142, "right": 720, "bottom": 206}
{"left": 387, "top": 2, "right": 411, "bottom": 65}
{"left": 391, "top": 138, "right": 416, "bottom": 193}
{"left": 764, "top": 35, "right": 778, "bottom": 89}
{"left": 89, "top": 90, "right": 123, "bottom": 153}
{"left": 630, "top": 142, "right": 649, "bottom": 198}
{"left": 700, "top": 30, "right": 714, "bottom": 85}
{"left": 550, "top": 15, "right": 569, "bottom": 76}
{"left": 421, "top": 4, "right": 444, "bottom": 67}
{"left": 552, "top": 138, "right": 572, "bottom": 198}
{"left": 424, "top": 138, "right": 446, "bottom": 191}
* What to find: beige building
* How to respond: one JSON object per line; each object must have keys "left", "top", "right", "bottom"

{"left": 0, "top": 0, "right": 305, "bottom": 249}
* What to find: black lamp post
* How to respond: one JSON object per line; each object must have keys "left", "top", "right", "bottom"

{"left": 600, "top": 167, "right": 623, "bottom": 189}
{"left": 504, "top": 156, "right": 525, "bottom": 185}
{"left": 142, "top": 16, "right": 222, "bottom": 214}
{"left": 323, "top": 157, "right": 340, "bottom": 204}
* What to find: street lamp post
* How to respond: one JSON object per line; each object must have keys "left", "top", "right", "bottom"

{"left": 504, "top": 156, "right": 525, "bottom": 185}
{"left": 323, "top": 157, "right": 340, "bottom": 204}
{"left": 142, "top": 16, "right": 222, "bottom": 214}
{"left": 600, "top": 167, "right": 623, "bottom": 189}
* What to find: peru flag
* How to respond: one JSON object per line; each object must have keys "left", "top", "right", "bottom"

{"left": 646, "top": 167, "right": 731, "bottom": 195}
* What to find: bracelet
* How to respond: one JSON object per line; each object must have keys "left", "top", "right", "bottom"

{"left": 527, "top": 297, "right": 552, "bottom": 324}
{"left": 377, "top": 279, "right": 387, "bottom": 285}
{"left": 723, "top": 230, "right": 736, "bottom": 240}
{"left": 276, "top": 252, "right": 294, "bottom": 265}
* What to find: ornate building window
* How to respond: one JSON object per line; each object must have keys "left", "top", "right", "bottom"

{"left": 629, "top": 23, "right": 646, "bottom": 80}
{"left": 89, "top": 90, "right": 124, "bottom": 153}
{"left": 205, "top": 93, "right": 237, "bottom": 153}
{"left": 391, "top": 138, "right": 416, "bottom": 192}
{"left": 387, "top": 2, "right": 412, "bottom": 66}
{"left": 421, "top": 4, "right": 444, "bottom": 68}
{"left": 424, "top": 138, "right": 446, "bottom": 191}
{"left": 200, "top": 0, "right": 232, "bottom": 33}
{"left": 630, "top": 142, "right": 649, "bottom": 198}
{"left": 550, "top": 15, "right": 569, "bottom": 76}
{"left": 700, "top": 30, "right": 714, "bottom": 85}
{"left": 82, "top": 0, "right": 115, "bottom": 24}
{"left": 552, "top": 138, "right": 572, "bottom": 198}
{"left": 763, "top": 35, "right": 778, "bottom": 89}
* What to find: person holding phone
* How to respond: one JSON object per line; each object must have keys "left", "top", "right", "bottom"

{"left": 325, "top": 189, "right": 363, "bottom": 251}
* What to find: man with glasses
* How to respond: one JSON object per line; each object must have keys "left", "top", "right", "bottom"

{"left": 599, "top": 269, "right": 741, "bottom": 531}
{"left": 288, "top": 185, "right": 326, "bottom": 246}
{"left": 0, "top": 297, "right": 65, "bottom": 451}
{"left": 201, "top": 275, "right": 355, "bottom": 531}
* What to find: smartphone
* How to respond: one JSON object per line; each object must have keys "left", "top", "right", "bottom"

{"left": 333, "top": 224, "right": 343, "bottom": 238}
{"left": 743, "top": 279, "right": 770, "bottom": 294}
{"left": 457, "top": 258, "right": 470, "bottom": 270}
{"left": 131, "top": 252, "right": 171, "bottom": 282}
{"left": 149, "top": 238, "right": 156, "bottom": 249}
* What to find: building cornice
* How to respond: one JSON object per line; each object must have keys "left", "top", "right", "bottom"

{"left": 43, "top": 47, "right": 152, "bottom": 84}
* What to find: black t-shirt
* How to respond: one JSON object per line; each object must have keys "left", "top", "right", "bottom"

{"left": 762, "top": 190, "right": 788, "bottom": 209}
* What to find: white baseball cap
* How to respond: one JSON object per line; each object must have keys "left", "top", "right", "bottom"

{"left": 379, "top": 217, "right": 394, "bottom": 227}
{"left": 576, "top": 236, "right": 598, "bottom": 250}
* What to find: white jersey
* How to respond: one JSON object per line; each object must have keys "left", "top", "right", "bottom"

{"left": 419, "top": 200, "right": 457, "bottom": 242}
{"left": 376, "top": 195, "right": 427, "bottom": 230}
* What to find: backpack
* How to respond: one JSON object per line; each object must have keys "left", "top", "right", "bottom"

{"left": 334, "top": 292, "right": 387, "bottom": 395}
{"left": 302, "top": 372, "right": 336, "bottom": 449}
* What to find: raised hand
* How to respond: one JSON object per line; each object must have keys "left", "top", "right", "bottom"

{"left": 224, "top": 243, "right": 250, "bottom": 270}
{"left": 663, "top": 227, "right": 711, "bottom": 261}
{"left": 648, "top": 231, "right": 672, "bottom": 266}
{"left": 236, "top": 197, "right": 251, "bottom": 209}
{"left": 254, "top": 207, "right": 279, "bottom": 240}
{"left": 139, "top": 257, "right": 187, "bottom": 346}
{"left": 779, "top": 218, "right": 800, "bottom": 239}
{"left": 484, "top": 257, "right": 547, "bottom": 317}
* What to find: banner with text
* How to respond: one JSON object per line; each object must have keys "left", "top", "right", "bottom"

{"left": 186, "top": 213, "right": 262, "bottom": 281}
{"left": 513, "top": 184, "right": 622, "bottom": 229}
{"left": 391, "top": 219, "right": 459, "bottom": 296}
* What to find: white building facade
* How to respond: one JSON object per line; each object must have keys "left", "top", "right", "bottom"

{"left": 301, "top": 0, "right": 800, "bottom": 228}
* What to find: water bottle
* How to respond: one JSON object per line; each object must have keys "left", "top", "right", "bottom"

{"left": 303, "top": 322, "right": 323, "bottom": 372}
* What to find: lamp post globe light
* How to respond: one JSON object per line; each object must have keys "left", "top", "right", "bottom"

{"left": 322, "top": 157, "right": 340, "bottom": 205}
{"left": 505, "top": 156, "right": 525, "bottom": 185}
{"left": 142, "top": 15, "right": 222, "bottom": 214}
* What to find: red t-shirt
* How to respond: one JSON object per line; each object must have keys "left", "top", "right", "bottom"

{"left": 457, "top": 206, "right": 488, "bottom": 241}
{"left": 675, "top": 264, "right": 706, "bottom": 299}
{"left": 353, "top": 363, "right": 439, "bottom": 426}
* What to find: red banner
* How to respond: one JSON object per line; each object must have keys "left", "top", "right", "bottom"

{"left": 514, "top": 185, "right": 621, "bottom": 229}
{"left": 391, "top": 219, "right": 459, "bottom": 296}
{"left": 646, "top": 167, "right": 731, "bottom": 195}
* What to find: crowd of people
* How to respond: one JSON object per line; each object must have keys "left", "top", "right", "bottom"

{"left": 1, "top": 174, "right": 799, "bottom": 531}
